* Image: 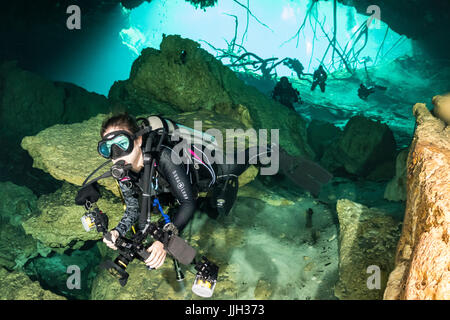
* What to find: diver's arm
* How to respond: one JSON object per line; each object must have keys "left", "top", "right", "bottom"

{"left": 158, "top": 148, "right": 196, "bottom": 233}
{"left": 113, "top": 180, "right": 140, "bottom": 237}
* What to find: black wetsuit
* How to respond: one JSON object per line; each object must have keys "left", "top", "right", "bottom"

{"left": 311, "top": 68, "right": 327, "bottom": 92}
{"left": 272, "top": 83, "right": 300, "bottom": 111}
{"left": 113, "top": 144, "right": 273, "bottom": 237}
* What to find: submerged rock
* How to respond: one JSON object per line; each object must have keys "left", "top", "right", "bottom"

{"left": 0, "top": 182, "right": 38, "bottom": 227}
{"left": 307, "top": 120, "right": 342, "bottom": 161}
{"left": 384, "top": 148, "right": 409, "bottom": 202}
{"left": 21, "top": 183, "right": 123, "bottom": 252}
{"left": 0, "top": 182, "right": 43, "bottom": 270}
{"left": 21, "top": 114, "right": 122, "bottom": 194}
{"left": 334, "top": 199, "right": 401, "bottom": 300}
{"left": 0, "top": 268, "right": 66, "bottom": 300}
{"left": 0, "top": 222, "right": 39, "bottom": 270}
{"left": 384, "top": 103, "right": 450, "bottom": 300}
{"left": 24, "top": 246, "right": 102, "bottom": 300}
{"left": 321, "top": 115, "right": 397, "bottom": 179}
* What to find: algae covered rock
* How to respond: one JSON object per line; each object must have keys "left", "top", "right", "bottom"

{"left": 0, "top": 268, "right": 66, "bottom": 300}
{"left": 22, "top": 183, "right": 124, "bottom": 252}
{"left": 0, "top": 222, "right": 40, "bottom": 270}
{"left": 334, "top": 199, "right": 401, "bottom": 300}
{"left": 24, "top": 246, "right": 102, "bottom": 300}
{"left": 21, "top": 114, "right": 119, "bottom": 193}
{"left": 0, "top": 182, "right": 38, "bottom": 227}
{"left": 0, "top": 182, "right": 43, "bottom": 270}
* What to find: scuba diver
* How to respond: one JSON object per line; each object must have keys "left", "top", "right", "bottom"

{"left": 358, "top": 83, "right": 376, "bottom": 100}
{"left": 311, "top": 65, "right": 327, "bottom": 93}
{"left": 358, "top": 83, "right": 388, "bottom": 100}
{"left": 272, "top": 76, "right": 303, "bottom": 111}
{"left": 76, "top": 113, "right": 332, "bottom": 271}
{"left": 283, "top": 58, "right": 305, "bottom": 80}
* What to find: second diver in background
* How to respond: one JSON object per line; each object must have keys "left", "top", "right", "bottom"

{"left": 272, "top": 76, "right": 302, "bottom": 111}
{"left": 311, "top": 65, "right": 327, "bottom": 93}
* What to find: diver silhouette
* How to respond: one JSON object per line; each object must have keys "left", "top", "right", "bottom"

{"left": 311, "top": 65, "right": 327, "bottom": 93}
{"left": 272, "top": 76, "right": 302, "bottom": 111}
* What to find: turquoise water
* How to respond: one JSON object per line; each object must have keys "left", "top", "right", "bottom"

{"left": 45, "top": 0, "right": 411, "bottom": 95}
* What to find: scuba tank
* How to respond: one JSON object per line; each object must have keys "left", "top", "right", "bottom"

{"left": 139, "top": 115, "right": 219, "bottom": 194}
{"left": 144, "top": 115, "right": 218, "bottom": 149}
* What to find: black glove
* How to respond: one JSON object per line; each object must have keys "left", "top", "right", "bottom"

{"left": 75, "top": 182, "right": 101, "bottom": 206}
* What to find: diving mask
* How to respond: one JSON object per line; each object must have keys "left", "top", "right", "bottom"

{"left": 98, "top": 130, "right": 136, "bottom": 159}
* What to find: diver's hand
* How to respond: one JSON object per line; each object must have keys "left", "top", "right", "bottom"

{"left": 145, "top": 241, "right": 167, "bottom": 269}
{"left": 103, "top": 230, "right": 119, "bottom": 250}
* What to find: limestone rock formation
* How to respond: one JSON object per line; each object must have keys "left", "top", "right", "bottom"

{"left": 0, "top": 223, "right": 39, "bottom": 270}
{"left": 384, "top": 148, "right": 409, "bottom": 202}
{"left": 109, "top": 34, "right": 314, "bottom": 158}
{"left": 22, "top": 183, "right": 124, "bottom": 252}
{"left": 334, "top": 199, "right": 401, "bottom": 300}
{"left": 307, "top": 120, "right": 342, "bottom": 161}
{"left": 0, "top": 182, "right": 45, "bottom": 270}
{"left": 384, "top": 103, "right": 450, "bottom": 300}
{"left": 0, "top": 268, "right": 66, "bottom": 300}
{"left": 0, "top": 182, "right": 38, "bottom": 227}
{"left": 321, "top": 115, "right": 396, "bottom": 179}
{"left": 432, "top": 93, "right": 450, "bottom": 125}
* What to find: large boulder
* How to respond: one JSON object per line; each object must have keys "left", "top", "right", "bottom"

{"left": 307, "top": 120, "right": 342, "bottom": 161}
{"left": 334, "top": 199, "right": 401, "bottom": 300}
{"left": 21, "top": 183, "right": 124, "bottom": 253}
{"left": 0, "top": 268, "right": 66, "bottom": 300}
{"left": 384, "top": 103, "right": 450, "bottom": 300}
{"left": 109, "top": 34, "right": 314, "bottom": 158}
{"left": 0, "top": 182, "right": 38, "bottom": 227}
{"left": 0, "top": 182, "right": 48, "bottom": 270}
{"left": 322, "top": 116, "right": 397, "bottom": 179}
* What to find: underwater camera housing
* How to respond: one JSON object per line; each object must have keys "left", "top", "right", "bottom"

{"left": 99, "top": 222, "right": 198, "bottom": 287}
{"left": 80, "top": 206, "right": 109, "bottom": 233}
{"left": 192, "top": 256, "right": 219, "bottom": 298}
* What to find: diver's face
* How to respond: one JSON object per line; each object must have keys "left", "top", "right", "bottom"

{"left": 102, "top": 126, "right": 143, "bottom": 173}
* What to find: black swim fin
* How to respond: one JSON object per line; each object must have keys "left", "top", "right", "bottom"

{"left": 279, "top": 149, "right": 333, "bottom": 197}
